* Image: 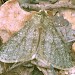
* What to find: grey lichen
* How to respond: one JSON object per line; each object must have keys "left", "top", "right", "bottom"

{"left": 0, "top": 12, "right": 75, "bottom": 70}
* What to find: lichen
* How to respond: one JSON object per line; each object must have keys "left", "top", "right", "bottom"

{"left": 0, "top": 12, "right": 75, "bottom": 70}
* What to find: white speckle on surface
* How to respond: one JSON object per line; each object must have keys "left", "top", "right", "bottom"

{"left": 68, "top": 67, "right": 75, "bottom": 75}
{"left": 32, "top": 54, "right": 36, "bottom": 59}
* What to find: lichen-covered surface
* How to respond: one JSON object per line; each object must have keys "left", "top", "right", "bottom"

{"left": 36, "top": 13, "right": 75, "bottom": 69}
{"left": 0, "top": 12, "right": 75, "bottom": 71}
{"left": 0, "top": 0, "right": 31, "bottom": 43}
{"left": 0, "top": 13, "right": 42, "bottom": 63}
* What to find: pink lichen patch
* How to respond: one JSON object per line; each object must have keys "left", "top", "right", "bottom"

{"left": 0, "top": 30, "right": 11, "bottom": 43}
{"left": 68, "top": 67, "right": 75, "bottom": 75}
{"left": 61, "top": 10, "right": 75, "bottom": 30}
{"left": 0, "top": 0, "right": 31, "bottom": 43}
{"left": 72, "top": 42, "right": 75, "bottom": 52}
